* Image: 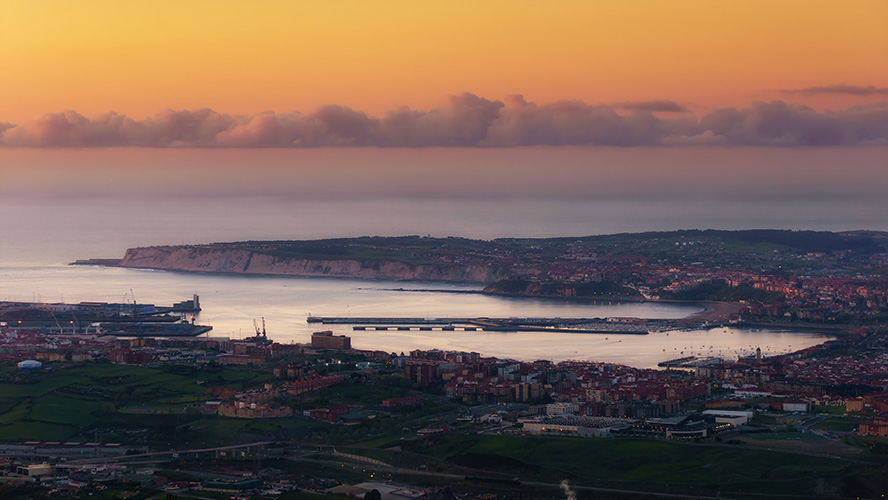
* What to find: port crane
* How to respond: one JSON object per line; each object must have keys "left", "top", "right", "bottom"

{"left": 253, "top": 317, "right": 267, "bottom": 340}
{"left": 119, "top": 289, "right": 139, "bottom": 318}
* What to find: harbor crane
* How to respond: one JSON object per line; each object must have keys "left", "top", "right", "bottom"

{"left": 253, "top": 317, "right": 267, "bottom": 340}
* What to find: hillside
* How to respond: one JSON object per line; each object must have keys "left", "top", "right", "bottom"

{"left": 76, "top": 231, "right": 888, "bottom": 295}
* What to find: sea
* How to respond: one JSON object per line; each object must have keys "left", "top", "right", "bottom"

{"left": 3, "top": 147, "right": 883, "bottom": 367}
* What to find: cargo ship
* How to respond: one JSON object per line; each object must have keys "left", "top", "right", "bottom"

{"left": 0, "top": 295, "right": 207, "bottom": 336}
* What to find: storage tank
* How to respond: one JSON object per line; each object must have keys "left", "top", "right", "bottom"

{"left": 17, "top": 360, "right": 42, "bottom": 370}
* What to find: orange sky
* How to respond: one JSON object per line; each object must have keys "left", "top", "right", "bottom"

{"left": 1, "top": 0, "right": 886, "bottom": 123}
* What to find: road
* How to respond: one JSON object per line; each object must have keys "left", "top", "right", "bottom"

{"left": 65, "top": 441, "right": 283, "bottom": 465}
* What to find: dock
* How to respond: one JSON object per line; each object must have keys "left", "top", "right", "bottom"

{"left": 307, "top": 315, "right": 650, "bottom": 335}
{"left": 657, "top": 356, "right": 697, "bottom": 368}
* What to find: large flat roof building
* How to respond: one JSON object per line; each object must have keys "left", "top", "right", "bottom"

{"left": 311, "top": 331, "right": 351, "bottom": 350}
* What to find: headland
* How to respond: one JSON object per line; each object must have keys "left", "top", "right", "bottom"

{"left": 74, "top": 230, "right": 888, "bottom": 330}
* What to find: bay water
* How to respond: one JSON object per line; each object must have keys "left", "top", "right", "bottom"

{"left": 2, "top": 147, "right": 870, "bottom": 366}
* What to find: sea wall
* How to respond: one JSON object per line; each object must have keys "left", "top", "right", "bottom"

{"left": 119, "top": 246, "right": 510, "bottom": 283}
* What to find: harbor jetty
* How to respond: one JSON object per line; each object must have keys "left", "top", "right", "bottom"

{"left": 307, "top": 315, "right": 656, "bottom": 334}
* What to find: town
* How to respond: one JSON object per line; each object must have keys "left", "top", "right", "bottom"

{"left": 1, "top": 311, "right": 888, "bottom": 499}
{"left": 4, "top": 231, "right": 888, "bottom": 498}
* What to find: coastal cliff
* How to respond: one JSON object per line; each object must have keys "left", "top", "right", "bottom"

{"left": 119, "top": 246, "right": 511, "bottom": 283}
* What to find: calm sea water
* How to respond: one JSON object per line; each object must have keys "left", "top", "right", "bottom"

{"left": 0, "top": 263, "right": 831, "bottom": 368}
{"left": 2, "top": 147, "right": 868, "bottom": 366}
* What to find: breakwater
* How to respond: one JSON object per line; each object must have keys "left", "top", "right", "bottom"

{"left": 308, "top": 315, "right": 654, "bottom": 334}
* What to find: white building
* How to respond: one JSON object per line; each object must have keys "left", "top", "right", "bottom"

{"left": 702, "top": 409, "right": 753, "bottom": 426}
{"left": 17, "top": 463, "right": 53, "bottom": 477}
{"left": 545, "top": 402, "right": 579, "bottom": 415}
{"left": 782, "top": 401, "right": 811, "bottom": 413}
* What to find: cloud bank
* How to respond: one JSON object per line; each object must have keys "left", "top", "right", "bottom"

{"left": 613, "top": 100, "right": 691, "bottom": 113}
{"left": 2, "top": 94, "right": 887, "bottom": 147}
{"left": 783, "top": 84, "right": 888, "bottom": 97}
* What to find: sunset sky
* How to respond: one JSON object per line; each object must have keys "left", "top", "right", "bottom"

{"left": 1, "top": 0, "right": 886, "bottom": 148}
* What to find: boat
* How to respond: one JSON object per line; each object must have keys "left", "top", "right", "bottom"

{"left": 242, "top": 317, "right": 273, "bottom": 346}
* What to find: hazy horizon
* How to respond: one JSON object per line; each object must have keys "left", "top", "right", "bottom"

{"left": 2, "top": 146, "right": 885, "bottom": 199}
{"left": 2, "top": 147, "right": 885, "bottom": 268}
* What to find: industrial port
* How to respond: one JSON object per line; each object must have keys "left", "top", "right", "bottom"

{"left": 0, "top": 295, "right": 210, "bottom": 337}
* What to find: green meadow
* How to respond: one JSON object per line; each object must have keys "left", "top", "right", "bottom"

{"left": 408, "top": 435, "right": 873, "bottom": 498}
{"left": 0, "top": 362, "right": 290, "bottom": 445}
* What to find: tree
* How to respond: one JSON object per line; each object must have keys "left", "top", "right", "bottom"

{"left": 365, "top": 489, "right": 381, "bottom": 500}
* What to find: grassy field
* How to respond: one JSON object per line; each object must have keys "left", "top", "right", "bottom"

{"left": 416, "top": 435, "right": 867, "bottom": 498}
{"left": 746, "top": 432, "right": 823, "bottom": 440}
{"left": 0, "top": 421, "right": 78, "bottom": 441}
{"left": 29, "top": 393, "right": 107, "bottom": 426}
{"left": 813, "top": 405, "right": 847, "bottom": 415}
{"left": 0, "top": 399, "right": 31, "bottom": 425}
{"left": 812, "top": 416, "right": 867, "bottom": 432}
{"left": 0, "top": 361, "right": 451, "bottom": 449}
{"left": 0, "top": 362, "right": 292, "bottom": 444}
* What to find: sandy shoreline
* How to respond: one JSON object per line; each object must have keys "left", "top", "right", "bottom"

{"left": 681, "top": 300, "right": 741, "bottom": 322}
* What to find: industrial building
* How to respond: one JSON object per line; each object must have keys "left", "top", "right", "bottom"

{"left": 311, "top": 331, "right": 351, "bottom": 350}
